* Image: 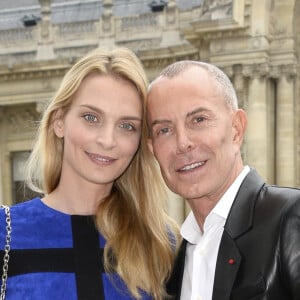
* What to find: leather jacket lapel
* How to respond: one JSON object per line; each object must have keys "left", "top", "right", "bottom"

{"left": 166, "top": 239, "right": 187, "bottom": 300}
{"left": 212, "top": 230, "right": 241, "bottom": 300}
{"left": 225, "top": 169, "right": 265, "bottom": 239}
{"left": 212, "top": 169, "right": 265, "bottom": 300}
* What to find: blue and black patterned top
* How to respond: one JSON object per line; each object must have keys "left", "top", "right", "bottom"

{"left": 0, "top": 198, "right": 152, "bottom": 300}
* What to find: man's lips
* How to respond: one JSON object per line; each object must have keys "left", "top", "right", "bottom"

{"left": 86, "top": 152, "right": 116, "bottom": 164}
{"left": 177, "top": 161, "right": 205, "bottom": 172}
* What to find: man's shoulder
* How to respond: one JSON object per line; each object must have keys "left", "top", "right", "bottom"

{"left": 262, "top": 184, "right": 300, "bottom": 202}
{"left": 255, "top": 184, "right": 300, "bottom": 219}
{"left": 244, "top": 168, "right": 300, "bottom": 205}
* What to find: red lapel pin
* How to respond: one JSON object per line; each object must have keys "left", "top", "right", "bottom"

{"left": 228, "top": 258, "right": 235, "bottom": 265}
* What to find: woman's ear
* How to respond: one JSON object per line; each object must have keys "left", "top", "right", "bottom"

{"left": 232, "top": 109, "right": 247, "bottom": 146}
{"left": 52, "top": 109, "right": 65, "bottom": 138}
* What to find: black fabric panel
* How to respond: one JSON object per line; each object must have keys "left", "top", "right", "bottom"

{"left": 2, "top": 248, "right": 75, "bottom": 276}
{"left": 71, "top": 215, "right": 104, "bottom": 300}
{"left": 0, "top": 247, "right": 105, "bottom": 276}
{"left": 0, "top": 215, "right": 106, "bottom": 299}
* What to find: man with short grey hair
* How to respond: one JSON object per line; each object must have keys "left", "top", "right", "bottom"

{"left": 146, "top": 61, "right": 300, "bottom": 300}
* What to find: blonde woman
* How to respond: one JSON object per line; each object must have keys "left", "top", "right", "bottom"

{"left": 0, "top": 48, "right": 180, "bottom": 300}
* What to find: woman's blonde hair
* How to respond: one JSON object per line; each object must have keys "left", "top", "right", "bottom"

{"left": 25, "top": 47, "right": 180, "bottom": 299}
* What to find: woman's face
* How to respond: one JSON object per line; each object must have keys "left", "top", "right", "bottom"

{"left": 54, "top": 73, "right": 142, "bottom": 190}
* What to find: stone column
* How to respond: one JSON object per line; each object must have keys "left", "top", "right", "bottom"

{"left": 243, "top": 64, "right": 270, "bottom": 181}
{"left": 154, "top": 161, "right": 185, "bottom": 224}
{"left": 184, "top": 201, "right": 191, "bottom": 218}
{"left": 232, "top": 64, "right": 247, "bottom": 109}
{"left": 102, "top": 0, "right": 113, "bottom": 31}
{"left": 2, "top": 151, "right": 12, "bottom": 205}
{"left": 0, "top": 108, "right": 4, "bottom": 204}
{"left": 232, "top": 64, "right": 248, "bottom": 161}
{"left": 99, "top": 0, "right": 115, "bottom": 48}
{"left": 166, "top": 0, "right": 178, "bottom": 26}
{"left": 36, "top": 98, "right": 48, "bottom": 114}
{"left": 37, "top": 0, "right": 55, "bottom": 60}
{"left": 166, "top": 189, "right": 186, "bottom": 225}
{"left": 275, "top": 66, "right": 296, "bottom": 186}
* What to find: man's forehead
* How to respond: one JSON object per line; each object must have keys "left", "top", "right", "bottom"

{"left": 152, "top": 66, "right": 209, "bottom": 87}
{"left": 149, "top": 74, "right": 173, "bottom": 90}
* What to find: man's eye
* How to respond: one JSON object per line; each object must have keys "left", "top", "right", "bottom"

{"left": 83, "top": 114, "right": 98, "bottom": 123}
{"left": 120, "top": 123, "right": 135, "bottom": 131}
{"left": 157, "top": 127, "right": 170, "bottom": 136}
{"left": 195, "top": 116, "right": 205, "bottom": 123}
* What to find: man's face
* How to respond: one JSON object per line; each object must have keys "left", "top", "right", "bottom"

{"left": 147, "top": 67, "right": 245, "bottom": 203}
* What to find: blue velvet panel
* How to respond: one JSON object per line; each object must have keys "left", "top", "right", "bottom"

{"left": 0, "top": 198, "right": 152, "bottom": 300}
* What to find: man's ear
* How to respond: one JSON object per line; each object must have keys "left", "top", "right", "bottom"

{"left": 147, "top": 137, "right": 154, "bottom": 155}
{"left": 52, "top": 109, "right": 65, "bottom": 138}
{"left": 232, "top": 109, "right": 247, "bottom": 146}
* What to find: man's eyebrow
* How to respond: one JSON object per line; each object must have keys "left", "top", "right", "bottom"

{"left": 186, "top": 107, "right": 209, "bottom": 118}
{"left": 150, "top": 119, "right": 172, "bottom": 128}
{"left": 150, "top": 107, "right": 211, "bottom": 128}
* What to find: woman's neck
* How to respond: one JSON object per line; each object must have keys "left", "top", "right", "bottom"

{"left": 43, "top": 181, "right": 112, "bottom": 215}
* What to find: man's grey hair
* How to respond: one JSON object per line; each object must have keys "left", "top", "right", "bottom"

{"left": 151, "top": 60, "right": 238, "bottom": 110}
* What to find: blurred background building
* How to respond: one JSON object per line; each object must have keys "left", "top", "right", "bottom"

{"left": 0, "top": 0, "right": 299, "bottom": 224}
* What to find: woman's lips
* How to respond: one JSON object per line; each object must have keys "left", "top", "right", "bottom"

{"left": 86, "top": 152, "right": 116, "bottom": 165}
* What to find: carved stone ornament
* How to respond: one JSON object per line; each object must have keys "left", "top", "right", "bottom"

{"left": 5, "top": 105, "right": 39, "bottom": 135}
{"left": 201, "top": 0, "right": 233, "bottom": 20}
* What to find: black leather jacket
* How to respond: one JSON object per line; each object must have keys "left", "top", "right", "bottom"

{"left": 167, "top": 169, "right": 300, "bottom": 300}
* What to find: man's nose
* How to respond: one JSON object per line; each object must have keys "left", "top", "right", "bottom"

{"left": 176, "top": 127, "right": 194, "bottom": 154}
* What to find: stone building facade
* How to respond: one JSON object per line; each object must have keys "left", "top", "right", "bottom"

{"left": 0, "top": 0, "right": 299, "bottom": 224}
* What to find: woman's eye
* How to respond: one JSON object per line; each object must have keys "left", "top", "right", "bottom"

{"left": 83, "top": 114, "right": 98, "bottom": 123}
{"left": 120, "top": 123, "right": 135, "bottom": 131}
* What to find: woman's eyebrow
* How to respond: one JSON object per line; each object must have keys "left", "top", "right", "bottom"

{"left": 79, "top": 104, "right": 142, "bottom": 121}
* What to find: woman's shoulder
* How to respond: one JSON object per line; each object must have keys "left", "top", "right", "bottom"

{"left": 0, "top": 198, "right": 41, "bottom": 240}
{"left": 0, "top": 197, "right": 39, "bottom": 218}
{"left": 0, "top": 197, "right": 73, "bottom": 249}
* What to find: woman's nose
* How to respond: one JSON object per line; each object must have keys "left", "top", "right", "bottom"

{"left": 96, "top": 125, "right": 117, "bottom": 149}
